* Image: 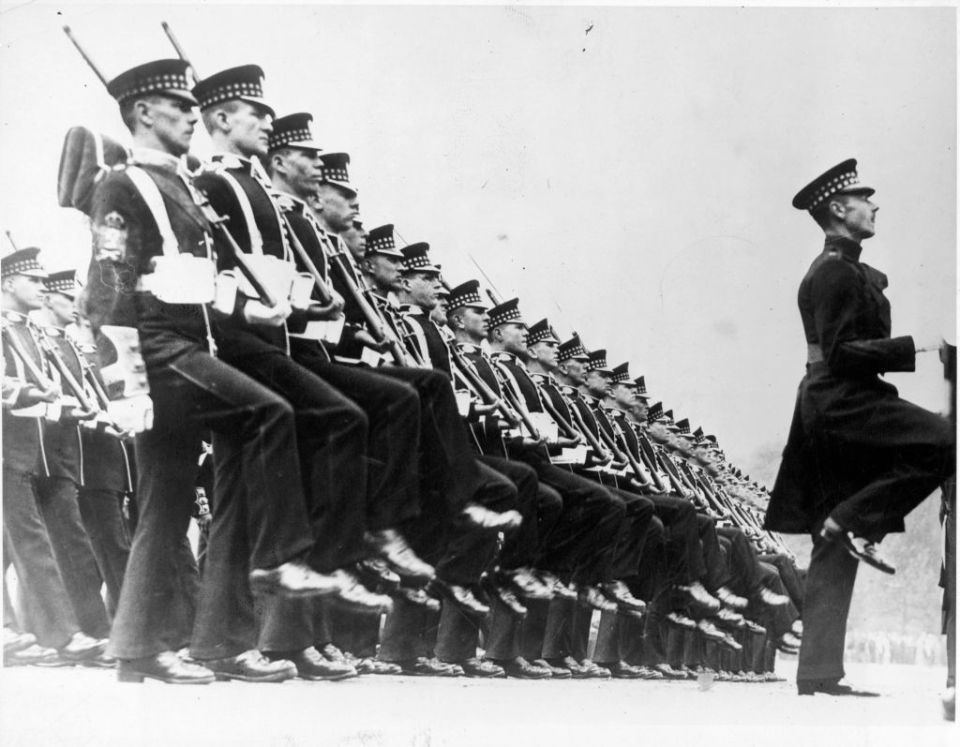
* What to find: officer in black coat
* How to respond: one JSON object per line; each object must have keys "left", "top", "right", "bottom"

{"left": 765, "top": 159, "right": 955, "bottom": 696}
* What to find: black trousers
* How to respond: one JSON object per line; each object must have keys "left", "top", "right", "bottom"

{"left": 697, "top": 513, "right": 729, "bottom": 593}
{"left": 379, "top": 460, "right": 512, "bottom": 663}
{"left": 2, "top": 465, "right": 79, "bottom": 648}
{"left": 293, "top": 340, "right": 480, "bottom": 523}
{"left": 716, "top": 525, "right": 762, "bottom": 597}
{"left": 750, "top": 561, "right": 798, "bottom": 638}
{"left": 647, "top": 493, "right": 702, "bottom": 586}
{"left": 76, "top": 486, "right": 130, "bottom": 618}
{"left": 517, "top": 457, "right": 624, "bottom": 586}
{"left": 33, "top": 476, "right": 111, "bottom": 639}
{"left": 758, "top": 552, "right": 805, "bottom": 614}
{"left": 797, "top": 524, "right": 859, "bottom": 684}
{"left": 478, "top": 455, "right": 542, "bottom": 571}
{"left": 108, "top": 343, "right": 314, "bottom": 660}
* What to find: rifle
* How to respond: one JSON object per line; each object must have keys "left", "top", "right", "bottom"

{"left": 32, "top": 326, "right": 132, "bottom": 438}
{"left": 2, "top": 320, "right": 60, "bottom": 421}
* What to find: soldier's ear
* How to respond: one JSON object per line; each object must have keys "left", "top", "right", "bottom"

{"left": 827, "top": 197, "right": 846, "bottom": 221}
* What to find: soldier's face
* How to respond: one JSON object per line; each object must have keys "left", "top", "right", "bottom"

{"left": 4, "top": 275, "right": 46, "bottom": 311}
{"left": 498, "top": 322, "right": 528, "bottom": 356}
{"left": 45, "top": 293, "right": 78, "bottom": 326}
{"left": 430, "top": 299, "right": 449, "bottom": 326}
{"left": 403, "top": 272, "right": 440, "bottom": 309}
{"left": 279, "top": 148, "right": 323, "bottom": 200}
{"left": 613, "top": 383, "right": 637, "bottom": 408}
{"left": 530, "top": 340, "right": 559, "bottom": 369}
{"left": 460, "top": 306, "right": 489, "bottom": 339}
{"left": 364, "top": 255, "right": 403, "bottom": 292}
{"left": 225, "top": 101, "right": 273, "bottom": 157}
{"left": 317, "top": 185, "right": 358, "bottom": 233}
{"left": 632, "top": 400, "right": 649, "bottom": 420}
{"left": 146, "top": 95, "right": 198, "bottom": 156}
{"left": 586, "top": 370, "right": 612, "bottom": 398}
{"left": 562, "top": 358, "right": 588, "bottom": 385}
{"left": 342, "top": 226, "right": 367, "bottom": 262}
{"left": 836, "top": 192, "right": 878, "bottom": 239}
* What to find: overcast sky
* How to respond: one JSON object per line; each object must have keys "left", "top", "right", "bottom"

{"left": 0, "top": 2, "right": 955, "bottom": 478}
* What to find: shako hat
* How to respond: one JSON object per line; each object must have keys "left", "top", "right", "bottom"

{"left": 586, "top": 349, "right": 614, "bottom": 376}
{"left": 365, "top": 224, "right": 404, "bottom": 259}
{"left": 2, "top": 247, "right": 47, "bottom": 279}
{"left": 107, "top": 59, "right": 197, "bottom": 106}
{"left": 193, "top": 64, "right": 274, "bottom": 117}
{"left": 632, "top": 375, "right": 651, "bottom": 400}
{"left": 527, "top": 318, "right": 560, "bottom": 346}
{"left": 400, "top": 243, "right": 440, "bottom": 275}
{"left": 319, "top": 152, "right": 356, "bottom": 196}
{"left": 488, "top": 298, "right": 527, "bottom": 329}
{"left": 558, "top": 333, "right": 590, "bottom": 363}
{"left": 268, "top": 112, "right": 323, "bottom": 152}
{"left": 44, "top": 269, "right": 79, "bottom": 299}
{"left": 646, "top": 401, "right": 664, "bottom": 423}
{"left": 447, "top": 280, "right": 489, "bottom": 312}
{"left": 611, "top": 362, "right": 635, "bottom": 385}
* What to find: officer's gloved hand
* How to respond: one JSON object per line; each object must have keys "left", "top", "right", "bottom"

{"left": 108, "top": 394, "right": 154, "bottom": 434}
{"left": 243, "top": 298, "right": 292, "bottom": 327}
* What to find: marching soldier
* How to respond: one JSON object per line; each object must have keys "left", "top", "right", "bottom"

{"left": 54, "top": 274, "right": 135, "bottom": 620}
{"left": 84, "top": 58, "right": 355, "bottom": 684}
{"left": 31, "top": 270, "right": 114, "bottom": 649}
{"left": 765, "top": 159, "right": 955, "bottom": 696}
{"left": 2, "top": 248, "right": 106, "bottom": 665}
{"left": 191, "top": 65, "right": 413, "bottom": 683}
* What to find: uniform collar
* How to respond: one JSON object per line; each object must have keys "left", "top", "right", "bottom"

{"left": 456, "top": 340, "right": 482, "bottom": 353}
{"left": 823, "top": 235, "right": 863, "bottom": 263}
{"left": 129, "top": 147, "right": 186, "bottom": 172}
{"left": 490, "top": 350, "right": 518, "bottom": 364}
{"left": 401, "top": 304, "right": 424, "bottom": 316}
{"left": 213, "top": 152, "right": 254, "bottom": 171}
{"left": 1, "top": 309, "right": 30, "bottom": 324}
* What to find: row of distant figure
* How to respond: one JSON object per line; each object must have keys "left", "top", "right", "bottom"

{"left": 844, "top": 630, "right": 947, "bottom": 667}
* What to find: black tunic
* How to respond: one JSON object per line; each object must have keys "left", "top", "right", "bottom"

{"left": 765, "top": 235, "right": 952, "bottom": 535}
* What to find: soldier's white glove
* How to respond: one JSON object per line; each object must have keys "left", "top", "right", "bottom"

{"left": 108, "top": 394, "right": 154, "bottom": 434}
{"left": 243, "top": 299, "right": 292, "bottom": 327}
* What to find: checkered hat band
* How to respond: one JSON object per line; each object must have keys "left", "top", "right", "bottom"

{"left": 2, "top": 258, "right": 43, "bottom": 277}
{"left": 558, "top": 343, "right": 587, "bottom": 361}
{"left": 489, "top": 308, "right": 521, "bottom": 327}
{"left": 368, "top": 235, "right": 395, "bottom": 252}
{"left": 324, "top": 167, "right": 350, "bottom": 182}
{"left": 271, "top": 127, "right": 313, "bottom": 148}
{"left": 612, "top": 371, "right": 630, "bottom": 383}
{"left": 527, "top": 330, "right": 551, "bottom": 345}
{"left": 449, "top": 290, "right": 483, "bottom": 308}
{"left": 587, "top": 357, "right": 608, "bottom": 371}
{"left": 403, "top": 254, "right": 433, "bottom": 271}
{"left": 45, "top": 278, "right": 76, "bottom": 294}
{"left": 808, "top": 171, "right": 859, "bottom": 210}
{"left": 116, "top": 73, "right": 192, "bottom": 101}
{"left": 198, "top": 82, "right": 266, "bottom": 109}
